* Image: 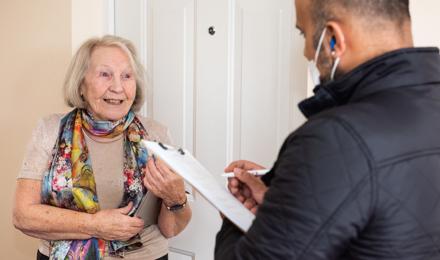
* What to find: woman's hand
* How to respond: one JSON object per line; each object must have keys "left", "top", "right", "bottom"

{"left": 143, "top": 158, "right": 186, "bottom": 206}
{"left": 91, "top": 202, "right": 145, "bottom": 241}
{"left": 13, "top": 179, "right": 144, "bottom": 241}
{"left": 144, "top": 157, "right": 192, "bottom": 238}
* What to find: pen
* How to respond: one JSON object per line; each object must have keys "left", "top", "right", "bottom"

{"left": 221, "top": 169, "right": 270, "bottom": 178}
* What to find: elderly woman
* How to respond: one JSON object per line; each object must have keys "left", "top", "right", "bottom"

{"left": 12, "top": 35, "right": 191, "bottom": 260}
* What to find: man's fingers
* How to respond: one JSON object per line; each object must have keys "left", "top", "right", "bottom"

{"left": 224, "top": 161, "right": 245, "bottom": 173}
{"left": 229, "top": 178, "right": 240, "bottom": 187}
{"left": 224, "top": 160, "right": 265, "bottom": 172}
{"left": 242, "top": 186, "right": 252, "bottom": 198}
{"left": 229, "top": 186, "right": 239, "bottom": 195}
{"left": 237, "top": 194, "right": 245, "bottom": 203}
{"left": 228, "top": 178, "right": 240, "bottom": 193}
{"left": 243, "top": 198, "right": 256, "bottom": 210}
{"left": 234, "top": 169, "right": 260, "bottom": 187}
{"left": 234, "top": 169, "right": 268, "bottom": 204}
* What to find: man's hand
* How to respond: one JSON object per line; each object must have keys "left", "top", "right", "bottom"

{"left": 225, "top": 160, "right": 268, "bottom": 214}
{"left": 224, "top": 160, "right": 266, "bottom": 173}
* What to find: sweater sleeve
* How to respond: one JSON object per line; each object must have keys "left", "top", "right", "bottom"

{"left": 215, "top": 117, "right": 373, "bottom": 260}
{"left": 18, "top": 114, "right": 61, "bottom": 180}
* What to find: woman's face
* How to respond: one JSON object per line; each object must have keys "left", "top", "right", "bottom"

{"left": 82, "top": 46, "right": 137, "bottom": 121}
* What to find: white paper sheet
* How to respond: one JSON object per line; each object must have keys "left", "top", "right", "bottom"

{"left": 142, "top": 140, "right": 255, "bottom": 232}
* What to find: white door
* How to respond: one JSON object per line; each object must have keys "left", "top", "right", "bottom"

{"left": 113, "top": 0, "right": 307, "bottom": 259}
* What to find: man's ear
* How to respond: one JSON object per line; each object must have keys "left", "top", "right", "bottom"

{"left": 326, "top": 21, "right": 346, "bottom": 58}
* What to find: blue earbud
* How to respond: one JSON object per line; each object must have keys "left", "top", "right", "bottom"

{"left": 330, "top": 37, "right": 336, "bottom": 50}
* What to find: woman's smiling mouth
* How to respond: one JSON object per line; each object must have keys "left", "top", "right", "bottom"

{"left": 103, "top": 98, "right": 124, "bottom": 105}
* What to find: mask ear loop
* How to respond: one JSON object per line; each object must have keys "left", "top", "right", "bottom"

{"left": 314, "top": 27, "right": 327, "bottom": 63}
{"left": 330, "top": 56, "right": 340, "bottom": 80}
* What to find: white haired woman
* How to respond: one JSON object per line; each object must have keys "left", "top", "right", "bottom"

{"left": 13, "top": 35, "right": 191, "bottom": 260}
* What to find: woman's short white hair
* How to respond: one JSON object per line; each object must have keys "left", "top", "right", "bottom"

{"left": 63, "top": 35, "right": 146, "bottom": 111}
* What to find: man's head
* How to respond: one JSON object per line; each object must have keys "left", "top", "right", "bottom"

{"left": 295, "top": 0, "right": 413, "bottom": 84}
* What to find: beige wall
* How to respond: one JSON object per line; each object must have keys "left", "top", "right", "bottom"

{"left": 0, "top": 0, "right": 71, "bottom": 259}
{"left": 72, "top": 0, "right": 109, "bottom": 53}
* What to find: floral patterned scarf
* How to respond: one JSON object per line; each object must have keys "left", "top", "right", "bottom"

{"left": 41, "top": 108, "right": 149, "bottom": 259}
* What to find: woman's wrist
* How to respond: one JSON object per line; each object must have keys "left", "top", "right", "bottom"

{"left": 163, "top": 195, "right": 187, "bottom": 211}
{"left": 83, "top": 212, "right": 98, "bottom": 237}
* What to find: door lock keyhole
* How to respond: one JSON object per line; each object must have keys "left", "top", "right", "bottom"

{"left": 208, "top": 26, "right": 216, "bottom": 35}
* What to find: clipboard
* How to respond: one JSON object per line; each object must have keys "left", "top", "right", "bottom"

{"left": 134, "top": 191, "right": 161, "bottom": 227}
{"left": 142, "top": 141, "right": 255, "bottom": 232}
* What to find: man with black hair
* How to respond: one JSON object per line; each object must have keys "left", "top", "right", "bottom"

{"left": 215, "top": 0, "right": 440, "bottom": 259}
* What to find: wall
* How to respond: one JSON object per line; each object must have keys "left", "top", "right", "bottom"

{"left": 71, "top": 0, "right": 110, "bottom": 53}
{"left": 0, "top": 0, "right": 71, "bottom": 259}
{"left": 411, "top": 0, "right": 440, "bottom": 48}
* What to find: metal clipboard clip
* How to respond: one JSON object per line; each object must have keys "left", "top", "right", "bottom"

{"left": 157, "top": 142, "right": 185, "bottom": 155}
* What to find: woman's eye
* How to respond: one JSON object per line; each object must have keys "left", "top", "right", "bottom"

{"left": 122, "top": 73, "right": 132, "bottom": 80}
{"left": 99, "top": 71, "right": 111, "bottom": 78}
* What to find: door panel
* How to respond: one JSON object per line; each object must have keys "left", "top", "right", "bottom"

{"left": 231, "top": 0, "right": 293, "bottom": 167}
{"left": 150, "top": 0, "right": 195, "bottom": 152}
{"left": 113, "top": 0, "right": 297, "bottom": 259}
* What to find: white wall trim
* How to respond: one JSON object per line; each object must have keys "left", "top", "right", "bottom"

{"left": 182, "top": 3, "right": 196, "bottom": 154}
{"left": 226, "top": 0, "right": 243, "bottom": 163}
{"left": 225, "top": 0, "right": 236, "bottom": 164}
{"left": 140, "top": 0, "right": 149, "bottom": 117}
{"left": 105, "top": 0, "right": 115, "bottom": 35}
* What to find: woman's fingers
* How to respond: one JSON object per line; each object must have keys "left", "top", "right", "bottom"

{"left": 155, "top": 159, "right": 175, "bottom": 177}
{"left": 147, "top": 158, "right": 165, "bottom": 182}
{"left": 118, "top": 201, "right": 133, "bottom": 215}
{"left": 144, "top": 158, "right": 185, "bottom": 204}
{"left": 144, "top": 168, "right": 162, "bottom": 196}
{"left": 94, "top": 208, "right": 145, "bottom": 241}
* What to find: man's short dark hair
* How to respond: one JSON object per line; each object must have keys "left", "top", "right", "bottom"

{"left": 310, "top": 0, "right": 411, "bottom": 47}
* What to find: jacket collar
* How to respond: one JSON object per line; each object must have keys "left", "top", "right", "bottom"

{"left": 298, "top": 47, "right": 440, "bottom": 118}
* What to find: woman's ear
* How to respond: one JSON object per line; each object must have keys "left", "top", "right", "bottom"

{"left": 79, "top": 84, "right": 86, "bottom": 101}
{"left": 326, "top": 21, "right": 346, "bottom": 58}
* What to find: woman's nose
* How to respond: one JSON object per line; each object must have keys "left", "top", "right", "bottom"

{"left": 109, "top": 77, "right": 124, "bottom": 93}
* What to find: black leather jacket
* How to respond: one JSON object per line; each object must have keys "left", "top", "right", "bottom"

{"left": 215, "top": 47, "right": 440, "bottom": 260}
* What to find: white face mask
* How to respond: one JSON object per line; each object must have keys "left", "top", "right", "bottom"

{"left": 308, "top": 27, "right": 341, "bottom": 86}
